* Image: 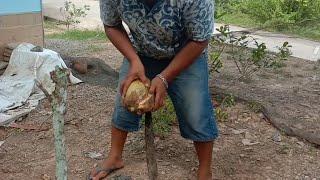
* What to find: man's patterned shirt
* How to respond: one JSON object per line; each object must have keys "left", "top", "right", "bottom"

{"left": 100, "top": 0, "right": 214, "bottom": 59}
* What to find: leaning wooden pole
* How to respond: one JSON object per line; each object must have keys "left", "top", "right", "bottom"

{"left": 50, "top": 67, "right": 69, "bottom": 180}
{"left": 145, "top": 112, "right": 158, "bottom": 180}
{"left": 37, "top": 66, "right": 69, "bottom": 180}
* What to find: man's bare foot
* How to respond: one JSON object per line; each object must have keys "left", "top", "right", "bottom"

{"left": 89, "top": 156, "right": 124, "bottom": 180}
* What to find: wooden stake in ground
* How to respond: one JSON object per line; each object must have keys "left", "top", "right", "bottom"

{"left": 37, "top": 66, "right": 70, "bottom": 180}
{"left": 145, "top": 112, "right": 158, "bottom": 180}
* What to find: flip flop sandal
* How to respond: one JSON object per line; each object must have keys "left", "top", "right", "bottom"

{"left": 87, "top": 166, "right": 123, "bottom": 180}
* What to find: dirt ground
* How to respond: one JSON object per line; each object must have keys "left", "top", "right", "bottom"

{"left": 210, "top": 45, "right": 320, "bottom": 145}
{"left": 1, "top": 33, "right": 320, "bottom": 179}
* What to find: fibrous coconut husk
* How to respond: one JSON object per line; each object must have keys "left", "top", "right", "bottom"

{"left": 123, "top": 80, "right": 154, "bottom": 115}
{"left": 72, "top": 59, "right": 88, "bottom": 74}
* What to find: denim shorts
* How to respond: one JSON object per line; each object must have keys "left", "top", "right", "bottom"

{"left": 112, "top": 53, "right": 219, "bottom": 142}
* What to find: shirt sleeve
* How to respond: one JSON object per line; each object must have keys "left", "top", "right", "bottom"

{"left": 99, "top": 0, "right": 122, "bottom": 26}
{"left": 182, "top": 0, "right": 214, "bottom": 41}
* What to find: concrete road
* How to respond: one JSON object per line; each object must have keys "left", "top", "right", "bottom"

{"left": 214, "top": 24, "right": 320, "bottom": 61}
{"left": 42, "top": 0, "right": 320, "bottom": 61}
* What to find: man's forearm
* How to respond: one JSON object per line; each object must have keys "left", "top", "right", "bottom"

{"left": 161, "top": 40, "right": 209, "bottom": 83}
{"left": 104, "top": 25, "right": 140, "bottom": 64}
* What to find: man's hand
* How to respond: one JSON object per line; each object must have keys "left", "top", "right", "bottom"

{"left": 149, "top": 77, "right": 167, "bottom": 111}
{"left": 120, "top": 60, "right": 150, "bottom": 97}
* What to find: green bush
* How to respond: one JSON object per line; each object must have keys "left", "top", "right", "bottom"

{"left": 60, "top": 1, "right": 90, "bottom": 30}
{"left": 211, "top": 25, "right": 292, "bottom": 80}
{"left": 47, "top": 29, "right": 106, "bottom": 41}
{"left": 240, "top": 0, "right": 320, "bottom": 29}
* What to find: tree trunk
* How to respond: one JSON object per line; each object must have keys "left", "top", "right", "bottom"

{"left": 144, "top": 112, "right": 158, "bottom": 180}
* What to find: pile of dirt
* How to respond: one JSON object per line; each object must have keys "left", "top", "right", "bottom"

{"left": 62, "top": 56, "right": 119, "bottom": 89}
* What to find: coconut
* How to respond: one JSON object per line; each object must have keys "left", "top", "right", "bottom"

{"left": 123, "top": 80, "right": 154, "bottom": 115}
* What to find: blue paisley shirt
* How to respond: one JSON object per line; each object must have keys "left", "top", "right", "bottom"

{"left": 100, "top": 0, "right": 214, "bottom": 59}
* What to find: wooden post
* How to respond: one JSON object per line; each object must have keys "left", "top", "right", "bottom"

{"left": 145, "top": 112, "right": 158, "bottom": 180}
{"left": 37, "top": 66, "right": 69, "bottom": 180}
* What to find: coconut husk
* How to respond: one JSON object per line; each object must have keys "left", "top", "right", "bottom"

{"left": 0, "top": 61, "right": 8, "bottom": 70}
{"left": 123, "top": 80, "right": 154, "bottom": 115}
{"left": 72, "top": 59, "right": 88, "bottom": 74}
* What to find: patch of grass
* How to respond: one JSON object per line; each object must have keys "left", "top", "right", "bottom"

{"left": 47, "top": 29, "right": 107, "bottom": 41}
{"left": 43, "top": 18, "right": 65, "bottom": 33}
{"left": 44, "top": 19, "right": 59, "bottom": 30}
{"left": 276, "top": 144, "right": 291, "bottom": 155}
{"left": 215, "top": 107, "right": 229, "bottom": 122}
{"left": 151, "top": 98, "right": 177, "bottom": 138}
{"left": 247, "top": 101, "right": 263, "bottom": 113}
{"left": 283, "top": 24, "right": 320, "bottom": 41}
{"left": 217, "top": 12, "right": 258, "bottom": 28}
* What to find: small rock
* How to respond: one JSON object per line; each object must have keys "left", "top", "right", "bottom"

{"left": 258, "top": 113, "right": 265, "bottom": 119}
{"left": 297, "top": 141, "right": 305, "bottom": 147}
{"left": 272, "top": 131, "right": 282, "bottom": 142}
{"left": 30, "top": 46, "right": 43, "bottom": 52}
{"left": 242, "top": 139, "right": 259, "bottom": 146}
{"left": 212, "top": 147, "right": 219, "bottom": 152}
{"left": 0, "top": 141, "right": 4, "bottom": 147}
{"left": 265, "top": 166, "right": 272, "bottom": 170}
{"left": 244, "top": 132, "right": 255, "bottom": 139}
{"left": 239, "top": 154, "right": 245, "bottom": 158}
{"left": 162, "top": 162, "right": 170, "bottom": 166}
{"left": 232, "top": 129, "right": 246, "bottom": 135}
{"left": 41, "top": 174, "right": 51, "bottom": 180}
{"left": 83, "top": 152, "right": 103, "bottom": 160}
{"left": 185, "top": 159, "right": 191, "bottom": 162}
